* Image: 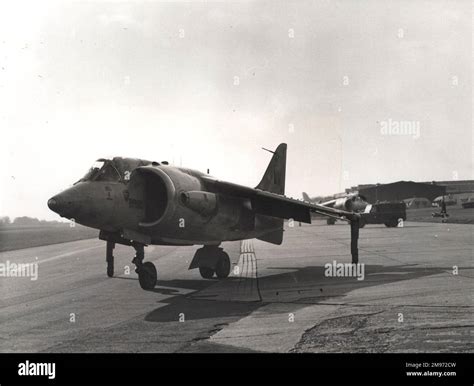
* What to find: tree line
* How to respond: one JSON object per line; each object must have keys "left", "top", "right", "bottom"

{"left": 0, "top": 216, "right": 64, "bottom": 226}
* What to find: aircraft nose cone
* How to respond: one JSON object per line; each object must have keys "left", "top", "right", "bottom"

{"left": 47, "top": 198, "right": 58, "bottom": 211}
{"left": 47, "top": 188, "right": 83, "bottom": 219}
{"left": 47, "top": 194, "right": 69, "bottom": 216}
{"left": 47, "top": 195, "right": 65, "bottom": 214}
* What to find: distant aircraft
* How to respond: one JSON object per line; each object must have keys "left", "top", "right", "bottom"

{"left": 302, "top": 192, "right": 368, "bottom": 225}
{"left": 48, "top": 144, "right": 358, "bottom": 290}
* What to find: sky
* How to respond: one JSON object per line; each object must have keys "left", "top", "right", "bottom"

{"left": 0, "top": 0, "right": 472, "bottom": 221}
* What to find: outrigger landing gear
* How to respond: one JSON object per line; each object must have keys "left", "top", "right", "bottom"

{"left": 350, "top": 215, "right": 360, "bottom": 264}
{"left": 195, "top": 246, "right": 231, "bottom": 279}
{"left": 106, "top": 241, "right": 115, "bottom": 278}
{"left": 132, "top": 242, "right": 157, "bottom": 290}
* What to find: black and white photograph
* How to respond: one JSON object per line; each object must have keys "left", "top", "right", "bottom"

{"left": 0, "top": 0, "right": 472, "bottom": 384}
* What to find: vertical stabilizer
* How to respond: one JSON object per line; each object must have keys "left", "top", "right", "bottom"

{"left": 256, "top": 143, "right": 287, "bottom": 195}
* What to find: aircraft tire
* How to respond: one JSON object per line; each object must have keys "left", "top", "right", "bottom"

{"left": 138, "top": 262, "right": 157, "bottom": 290}
{"left": 215, "top": 252, "right": 231, "bottom": 279}
{"left": 385, "top": 218, "right": 398, "bottom": 227}
{"left": 199, "top": 267, "right": 215, "bottom": 279}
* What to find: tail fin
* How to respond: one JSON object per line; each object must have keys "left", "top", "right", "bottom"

{"left": 255, "top": 143, "right": 286, "bottom": 245}
{"left": 256, "top": 143, "right": 287, "bottom": 195}
{"left": 302, "top": 192, "right": 311, "bottom": 202}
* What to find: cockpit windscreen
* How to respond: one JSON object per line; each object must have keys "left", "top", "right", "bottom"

{"left": 77, "top": 159, "right": 121, "bottom": 183}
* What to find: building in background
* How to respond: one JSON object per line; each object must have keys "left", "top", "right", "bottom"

{"left": 323, "top": 180, "right": 474, "bottom": 206}
{"left": 346, "top": 181, "right": 448, "bottom": 204}
{"left": 421, "top": 180, "right": 474, "bottom": 195}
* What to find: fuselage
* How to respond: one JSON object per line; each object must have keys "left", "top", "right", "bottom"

{"left": 48, "top": 157, "right": 281, "bottom": 246}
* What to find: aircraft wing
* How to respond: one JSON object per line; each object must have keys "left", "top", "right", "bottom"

{"left": 202, "top": 177, "right": 356, "bottom": 224}
{"left": 318, "top": 198, "right": 337, "bottom": 207}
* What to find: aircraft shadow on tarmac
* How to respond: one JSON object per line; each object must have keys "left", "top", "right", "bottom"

{"left": 143, "top": 264, "right": 449, "bottom": 323}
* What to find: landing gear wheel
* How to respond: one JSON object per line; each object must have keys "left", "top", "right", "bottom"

{"left": 199, "top": 267, "right": 215, "bottom": 279}
{"left": 385, "top": 218, "right": 398, "bottom": 227}
{"left": 138, "top": 262, "right": 157, "bottom": 290}
{"left": 215, "top": 252, "right": 231, "bottom": 279}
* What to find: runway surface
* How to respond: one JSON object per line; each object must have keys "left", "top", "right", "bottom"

{"left": 1, "top": 221, "right": 473, "bottom": 353}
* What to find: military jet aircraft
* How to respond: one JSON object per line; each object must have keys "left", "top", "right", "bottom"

{"left": 302, "top": 192, "right": 368, "bottom": 212}
{"left": 48, "top": 143, "right": 358, "bottom": 290}
{"left": 302, "top": 191, "right": 368, "bottom": 225}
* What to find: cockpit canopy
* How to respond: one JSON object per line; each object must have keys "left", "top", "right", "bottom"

{"left": 75, "top": 157, "right": 153, "bottom": 184}
{"left": 78, "top": 159, "right": 121, "bottom": 183}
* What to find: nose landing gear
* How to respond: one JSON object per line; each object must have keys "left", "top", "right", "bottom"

{"left": 137, "top": 262, "right": 157, "bottom": 290}
{"left": 132, "top": 242, "right": 157, "bottom": 290}
{"left": 101, "top": 231, "right": 157, "bottom": 290}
